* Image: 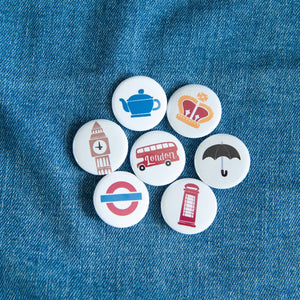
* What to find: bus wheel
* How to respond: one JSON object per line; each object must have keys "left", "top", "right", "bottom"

{"left": 165, "top": 160, "right": 171, "bottom": 166}
{"left": 139, "top": 165, "right": 146, "bottom": 171}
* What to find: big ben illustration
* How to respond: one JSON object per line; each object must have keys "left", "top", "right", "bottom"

{"left": 89, "top": 121, "right": 112, "bottom": 175}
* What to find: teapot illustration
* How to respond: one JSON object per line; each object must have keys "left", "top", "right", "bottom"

{"left": 120, "top": 89, "right": 161, "bottom": 118}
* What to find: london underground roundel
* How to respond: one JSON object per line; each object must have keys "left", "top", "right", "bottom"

{"left": 93, "top": 171, "right": 149, "bottom": 228}
{"left": 130, "top": 131, "right": 186, "bottom": 186}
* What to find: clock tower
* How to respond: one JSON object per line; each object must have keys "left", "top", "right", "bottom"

{"left": 89, "top": 121, "right": 112, "bottom": 175}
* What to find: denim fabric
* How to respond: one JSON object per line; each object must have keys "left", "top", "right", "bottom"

{"left": 0, "top": 0, "right": 299, "bottom": 299}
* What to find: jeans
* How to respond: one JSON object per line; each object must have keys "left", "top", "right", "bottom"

{"left": 0, "top": 0, "right": 299, "bottom": 299}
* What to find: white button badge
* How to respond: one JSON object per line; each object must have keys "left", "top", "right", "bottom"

{"left": 161, "top": 178, "right": 217, "bottom": 234}
{"left": 93, "top": 171, "right": 149, "bottom": 228}
{"left": 167, "top": 85, "right": 222, "bottom": 138}
{"left": 72, "top": 119, "right": 128, "bottom": 175}
{"left": 112, "top": 76, "right": 167, "bottom": 131}
{"left": 130, "top": 131, "right": 186, "bottom": 186}
{"left": 194, "top": 134, "right": 250, "bottom": 189}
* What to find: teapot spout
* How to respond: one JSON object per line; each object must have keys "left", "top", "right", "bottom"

{"left": 119, "top": 98, "right": 129, "bottom": 112}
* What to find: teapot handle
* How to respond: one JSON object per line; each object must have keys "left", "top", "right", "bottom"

{"left": 152, "top": 99, "right": 161, "bottom": 111}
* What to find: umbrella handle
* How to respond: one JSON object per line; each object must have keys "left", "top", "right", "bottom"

{"left": 221, "top": 169, "right": 228, "bottom": 177}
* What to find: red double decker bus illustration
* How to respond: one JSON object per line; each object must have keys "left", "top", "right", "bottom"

{"left": 136, "top": 142, "right": 179, "bottom": 171}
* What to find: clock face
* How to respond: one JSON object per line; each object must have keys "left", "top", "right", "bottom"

{"left": 92, "top": 139, "right": 108, "bottom": 155}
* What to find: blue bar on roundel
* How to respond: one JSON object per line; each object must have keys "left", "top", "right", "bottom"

{"left": 101, "top": 192, "right": 142, "bottom": 203}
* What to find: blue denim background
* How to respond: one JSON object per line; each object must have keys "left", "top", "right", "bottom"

{"left": 0, "top": 0, "right": 299, "bottom": 299}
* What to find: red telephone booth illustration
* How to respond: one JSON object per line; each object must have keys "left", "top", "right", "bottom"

{"left": 178, "top": 184, "right": 200, "bottom": 228}
{"left": 136, "top": 142, "right": 179, "bottom": 171}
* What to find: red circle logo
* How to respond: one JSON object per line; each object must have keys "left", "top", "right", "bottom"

{"left": 105, "top": 181, "right": 139, "bottom": 216}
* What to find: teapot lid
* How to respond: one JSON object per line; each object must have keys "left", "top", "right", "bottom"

{"left": 128, "top": 89, "right": 153, "bottom": 101}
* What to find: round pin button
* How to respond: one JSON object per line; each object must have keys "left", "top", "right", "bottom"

{"left": 167, "top": 85, "right": 222, "bottom": 138}
{"left": 112, "top": 76, "right": 167, "bottom": 131}
{"left": 161, "top": 178, "right": 217, "bottom": 234}
{"left": 72, "top": 119, "right": 128, "bottom": 175}
{"left": 93, "top": 171, "right": 149, "bottom": 228}
{"left": 194, "top": 134, "right": 250, "bottom": 189}
{"left": 130, "top": 131, "right": 185, "bottom": 186}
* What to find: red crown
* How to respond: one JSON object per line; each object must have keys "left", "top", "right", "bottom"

{"left": 176, "top": 93, "right": 213, "bottom": 128}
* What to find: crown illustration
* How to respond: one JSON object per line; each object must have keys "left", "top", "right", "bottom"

{"left": 176, "top": 93, "right": 214, "bottom": 128}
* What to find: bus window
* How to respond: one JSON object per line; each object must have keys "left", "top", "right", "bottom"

{"left": 168, "top": 143, "right": 174, "bottom": 147}
{"left": 156, "top": 144, "right": 162, "bottom": 149}
{"left": 137, "top": 148, "right": 143, "bottom": 154}
{"left": 144, "top": 147, "right": 150, "bottom": 152}
{"left": 150, "top": 145, "right": 156, "bottom": 151}
{"left": 163, "top": 143, "right": 168, "bottom": 148}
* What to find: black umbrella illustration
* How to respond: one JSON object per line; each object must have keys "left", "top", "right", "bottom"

{"left": 202, "top": 143, "right": 241, "bottom": 177}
